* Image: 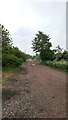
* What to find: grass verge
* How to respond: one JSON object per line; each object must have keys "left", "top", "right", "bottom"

{"left": 41, "top": 60, "right": 68, "bottom": 73}
{"left": 2, "top": 66, "right": 23, "bottom": 73}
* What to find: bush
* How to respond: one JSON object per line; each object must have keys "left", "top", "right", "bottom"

{"left": 2, "top": 54, "right": 23, "bottom": 67}
{"left": 21, "top": 52, "right": 27, "bottom": 62}
{"left": 2, "top": 46, "right": 27, "bottom": 67}
{"left": 40, "top": 49, "right": 55, "bottom": 61}
{"left": 13, "top": 47, "right": 27, "bottom": 62}
{"left": 41, "top": 59, "right": 67, "bottom": 72}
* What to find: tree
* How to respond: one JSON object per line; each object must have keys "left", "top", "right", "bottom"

{"left": 32, "top": 31, "right": 54, "bottom": 61}
{"left": 61, "top": 50, "right": 68, "bottom": 60}
{"left": 56, "top": 45, "right": 63, "bottom": 53}
{"left": 26, "top": 54, "right": 32, "bottom": 59}
{"left": 55, "top": 45, "right": 63, "bottom": 61}
{"left": 2, "top": 25, "right": 12, "bottom": 47}
{"left": 32, "top": 31, "right": 52, "bottom": 53}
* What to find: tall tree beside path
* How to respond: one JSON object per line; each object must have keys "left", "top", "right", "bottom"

{"left": 32, "top": 31, "right": 55, "bottom": 61}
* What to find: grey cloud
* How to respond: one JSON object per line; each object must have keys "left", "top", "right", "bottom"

{"left": 30, "top": 2, "right": 65, "bottom": 18}
{"left": 12, "top": 27, "right": 36, "bottom": 55}
{"left": 15, "top": 27, "right": 34, "bottom": 37}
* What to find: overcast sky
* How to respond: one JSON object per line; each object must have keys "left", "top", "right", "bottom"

{"left": 0, "top": 0, "right": 66, "bottom": 55}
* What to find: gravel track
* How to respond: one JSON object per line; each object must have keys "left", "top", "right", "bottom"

{"left": 2, "top": 60, "right": 66, "bottom": 118}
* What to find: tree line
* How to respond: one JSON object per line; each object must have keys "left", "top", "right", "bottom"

{"left": 32, "top": 31, "right": 68, "bottom": 62}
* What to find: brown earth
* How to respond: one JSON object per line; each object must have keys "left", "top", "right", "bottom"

{"left": 2, "top": 60, "right": 66, "bottom": 118}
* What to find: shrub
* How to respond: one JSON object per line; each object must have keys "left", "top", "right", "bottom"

{"left": 41, "top": 59, "right": 67, "bottom": 72}
{"left": 13, "top": 47, "right": 27, "bottom": 62}
{"left": 40, "top": 49, "right": 55, "bottom": 61}
{"left": 2, "top": 54, "right": 22, "bottom": 67}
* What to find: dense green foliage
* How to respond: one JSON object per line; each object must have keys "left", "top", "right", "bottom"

{"left": 41, "top": 60, "right": 67, "bottom": 72}
{"left": 40, "top": 49, "right": 55, "bottom": 61}
{"left": 61, "top": 50, "right": 68, "bottom": 61}
{"left": 2, "top": 25, "right": 27, "bottom": 67}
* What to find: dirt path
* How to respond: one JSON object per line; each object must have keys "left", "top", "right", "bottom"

{"left": 2, "top": 60, "right": 66, "bottom": 118}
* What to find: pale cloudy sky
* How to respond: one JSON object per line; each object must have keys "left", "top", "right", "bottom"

{"left": 0, "top": 0, "right": 66, "bottom": 55}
